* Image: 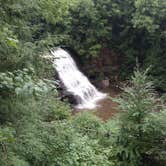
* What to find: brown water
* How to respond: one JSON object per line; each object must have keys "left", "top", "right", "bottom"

{"left": 73, "top": 88, "right": 120, "bottom": 121}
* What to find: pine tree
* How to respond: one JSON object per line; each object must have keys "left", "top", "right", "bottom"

{"left": 113, "top": 67, "right": 166, "bottom": 165}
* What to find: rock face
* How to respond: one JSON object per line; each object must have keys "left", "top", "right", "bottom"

{"left": 101, "top": 79, "right": 110, "bottom": 88}
{"left": 98, "top": 47, "right": 120, "bottom": 78}
{"left": 84, "top": 47, "right": 121, "bottom": 88}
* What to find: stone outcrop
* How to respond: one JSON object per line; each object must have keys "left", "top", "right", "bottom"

{"left": 84, "top": 47, "right": 121, "bottom": 88}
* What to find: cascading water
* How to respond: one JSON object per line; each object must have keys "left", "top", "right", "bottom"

{"left": 51, "top": 48, "right": 107, "bottom": 109}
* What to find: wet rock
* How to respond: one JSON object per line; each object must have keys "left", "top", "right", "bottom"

{"left": 101, "top": 79, "right": 110, "bottom": 88}
{"left": 60, "top": 91, "right": 77, "bottom": 105}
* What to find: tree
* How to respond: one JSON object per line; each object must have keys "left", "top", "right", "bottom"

{"left": 112, "top": 67, "right": 166, "bottom": 165}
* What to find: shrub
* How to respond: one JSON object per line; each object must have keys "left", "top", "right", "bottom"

{"left": 71, "top": 112, "right": 103, "bottom": 138}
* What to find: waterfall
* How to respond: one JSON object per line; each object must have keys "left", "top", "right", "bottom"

{"left": 51, "top": 48, "right": 107, "bottom": 109}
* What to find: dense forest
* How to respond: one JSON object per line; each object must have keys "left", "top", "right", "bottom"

{"left": 0, "top": 0, "right": 166, "bottom": 166}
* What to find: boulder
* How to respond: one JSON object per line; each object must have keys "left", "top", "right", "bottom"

{"left": 101, "top": 79, "right": 109, "bottom": 88}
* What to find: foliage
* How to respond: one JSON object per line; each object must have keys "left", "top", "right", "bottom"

{"left": 112, "top": 68, "right": 166, "bottom": 165}
{"left": 67, "top": 0, "right": 166, "bottom": 90}
{"left": 0, "top": 68, "right": 57, "bottom": 98}
{"left": 68, "top": 0, "right": 104, "bottom": 57}
{"left": 0, "top": 0, "right": 166, "bottom": 165}
{"left": 0, "top": 0, "right": 165, "bottom": 90}
{"left": 132, "top": 0, "right": 166, "bottom": 33}
{"left": 0, "top": 96, "right": 115, "bottom": 165}
{"left": 71, "top": 112, "right": 103, "bottom": 138}
{"left": 0, "top": 0, "right": 74, "bottom": 75}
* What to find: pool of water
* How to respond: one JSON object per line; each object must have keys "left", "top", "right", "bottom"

{"left": 73, "top": 88, "right": 120, "bottom": 121}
